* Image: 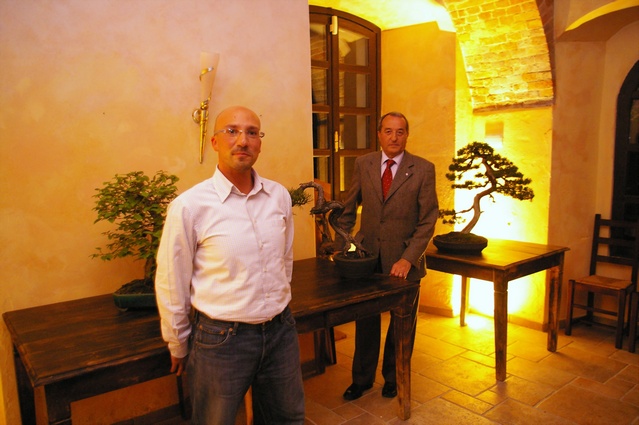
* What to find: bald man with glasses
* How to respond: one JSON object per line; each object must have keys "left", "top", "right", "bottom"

{"left": 156, "top": 106, "right": 305, "bottom": 424}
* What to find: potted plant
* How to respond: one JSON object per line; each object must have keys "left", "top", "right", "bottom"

{"left": 92, "top": 170, "right": 179, "bottom": 309}
{"left": 434, "top": 141, "right": 535, "bottom": 253}
{"left": 296, "top": 181, "right": 377, "bottom": 278}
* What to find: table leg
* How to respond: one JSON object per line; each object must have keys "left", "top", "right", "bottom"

{"left": 394, "top": 287, "right": 418, "bottom": 420}
{"left": 12, "top": 346, "right": 36, "bottom": 425}
{"left": 493, "top": 274, "right": 508, "bottom": 381}
{"left": 460, "top": 275, "right": 469, "bottom": 327}
{"left": 547, "top": 263, "right": 562, "bottom": 352}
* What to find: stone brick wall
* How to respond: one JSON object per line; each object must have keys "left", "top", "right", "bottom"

{"left": 443, "top": 0, "right": 554, "bottom": 111}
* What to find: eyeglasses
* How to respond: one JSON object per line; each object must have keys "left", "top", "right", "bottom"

{"left": 214, "top": 128, "right": 265, "bottom": 140}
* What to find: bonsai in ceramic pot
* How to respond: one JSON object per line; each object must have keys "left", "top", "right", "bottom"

{"left": 92, "top": 170, "right": 179, "bottom": 309}
{"left": 434, "top": 141, "right": 535, "bottom": 253}
{"left": 296, "top": 181, "right": 377, "bottom": 278}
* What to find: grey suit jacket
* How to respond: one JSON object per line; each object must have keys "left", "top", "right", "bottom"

{"left": 338, "top": 150, "right": 439, "bottom": 281}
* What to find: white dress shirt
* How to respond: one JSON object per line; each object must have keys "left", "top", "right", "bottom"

{"left": 381, "top": 151, "right": 404, "bottom": 178}
{"left": 155, "top": 167, "right": 294, "bottom": 358}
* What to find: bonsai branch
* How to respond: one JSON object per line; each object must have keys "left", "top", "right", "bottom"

{"left": 439, "top": 142, "right": 534, "bottom": 234}
{"left": 298, "top": 181, "right": 369, "bottom": 258}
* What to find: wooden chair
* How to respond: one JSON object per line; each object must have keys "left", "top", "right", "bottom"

{"left": 565, "top": 214, "right": 639, "bottom": 348}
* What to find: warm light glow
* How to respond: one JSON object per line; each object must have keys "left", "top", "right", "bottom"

{"left": 308, "top": 0, "right": 455, "bottom": 32}
{"left": 452, "top": 146, "right": 546, "bottom": 321}
{"left": 463, "top": 313, "right": 494, "bottom": 331}
{"left": 450, "top": 274, "right": 527, "bottom": 319}
{"left": 451, "top": 275, "right": 461, "bottom": 316}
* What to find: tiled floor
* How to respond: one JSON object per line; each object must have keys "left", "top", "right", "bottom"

{"left": 161, "top": 311, "right": 639, "bottom": 424}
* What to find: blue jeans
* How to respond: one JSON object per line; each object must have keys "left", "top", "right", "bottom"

{"left": 187, "top": 306, "right": 305, "bottom": 425}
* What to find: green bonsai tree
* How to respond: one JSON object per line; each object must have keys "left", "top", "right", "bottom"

{"left": 92, "top": 170, "right": 179, "bottom": 293}
{"left": 438, "top": 141, "right": 534, "bottom": 243}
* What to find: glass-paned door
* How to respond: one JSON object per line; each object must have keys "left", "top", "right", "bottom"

{"left": 310, "top": 7, "right": 380, "bottom": 201}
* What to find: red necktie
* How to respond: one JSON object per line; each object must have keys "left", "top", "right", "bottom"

{"left": 382, "top": 159, "right": 395, "bottom": 200}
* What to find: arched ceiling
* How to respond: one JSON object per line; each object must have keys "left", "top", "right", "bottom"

{"left": 308, "top": 0, "right": 454, "bottom": 31}
{"left": 308, "top": 0, "right": 639, "bottom": 110}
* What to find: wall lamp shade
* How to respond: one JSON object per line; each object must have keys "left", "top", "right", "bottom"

{"left": 193, "top": 52, "right": 220, "bottom": 163}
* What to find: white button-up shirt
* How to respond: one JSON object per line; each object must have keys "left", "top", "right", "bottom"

{"left": 155, "top": 167, "right": 294, "bottom": 358}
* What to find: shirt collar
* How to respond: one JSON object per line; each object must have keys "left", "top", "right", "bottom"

{"left": 212, "top": 167, "right": 268, "bottom": 202}
{"left": 381, "top": 151, "right": 405, "bottom": 167}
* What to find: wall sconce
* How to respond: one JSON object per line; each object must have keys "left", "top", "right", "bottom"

{"left": 192, "top": 52, "right": 220, "bottom": 163}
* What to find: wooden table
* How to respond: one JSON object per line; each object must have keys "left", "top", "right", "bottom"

{"left": 290, "top": 257, "right": 420, "bottom": 420}
{"left": 425, "top": 239, "right": 569, "bottom": 381}
{"left": 3, "top": 257, "right": 419, "bottom": 424}
{"left": 3, "top": 295, "right": 174, "bottom": 425}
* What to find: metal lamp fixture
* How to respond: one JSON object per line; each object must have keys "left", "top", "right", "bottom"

{"left": 192, "top": 52, "right": 220, "bottom": 163}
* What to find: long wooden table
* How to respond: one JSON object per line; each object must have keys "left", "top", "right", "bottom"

{"left": 3, "top": 257, "right": 419, "bottom": 424}
{"left": 425, "top": 239, "right": 569, "bottom": 381}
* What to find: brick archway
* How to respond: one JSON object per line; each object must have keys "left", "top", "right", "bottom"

{"left": 442, "top": 0, "right": 554, "bottom": 111}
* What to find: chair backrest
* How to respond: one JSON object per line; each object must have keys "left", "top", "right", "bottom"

{"left": 590, "top": 214, "right": 639, "bottom": 283}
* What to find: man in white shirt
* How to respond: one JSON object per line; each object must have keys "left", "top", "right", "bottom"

{"left": 155, "top": 105, "right": 304, "bottom": 424}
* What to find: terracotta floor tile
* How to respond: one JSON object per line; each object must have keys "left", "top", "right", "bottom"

{"left": 507, "top": 338, "right": 554, "bottom": 362}
{"left": 617, "top": 364, "right": 639, "bottom": 385}
{"left": 571, "top": 376, "right": 636, "bottom": 400}
{"left": 442, "top": 389, "right": 494, "bottom": 415}
{"left": 332, "top": 403, "right": 367, "bottom": 421}
{"left": 341, "top": 411, "right": 387, "bottom": 425}
{"left": 506, "top": 356, "right": 577, "bottom": 388}
{"left": 622, "top": 386, "right": 639, "bottom": 408}
{"left": 413, "top": 332, "right": 466, "bottom": 360}
{"left": 419, "top": 356, "right": 498, "bottom": 396}
{"left": 393, "top": 397, "right": 498, "bottom": 424}
{"left": 541, "top": 345, "right": 627, "bottom": 383}
{"left": 304, "top": 398, "right": 348, "bottom": 425}
{"left": 488, "top": 375, "right": 555, "bottom": 406}
{"left": 160, "top": 313, "right": 639, "bottom": 425}
{"left": 484, "top": 398, "right": 576, "bottom": 425}
{"left": 410, "top": 373, "right": 449, "bottom": 403}
{"left": 538, "top": 385, "right": 639, "bottom": 424}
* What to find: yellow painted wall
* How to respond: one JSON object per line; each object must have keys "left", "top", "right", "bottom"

{"left": 550, "top": 6, "right": 639, "bottom": 316}
{"left": 381, "top": 21, "right": 553, "bottom": 327}
{"left": 381, "top": 22, "right": 458, "bottom": 317}
{"left": 0, "top": 1, "right": 315, "bottom": 423}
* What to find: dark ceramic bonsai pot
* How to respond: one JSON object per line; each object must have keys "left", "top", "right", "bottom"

{"left": 433, "top": 232, "right": 488, "bottom": 254}
{"left": 332, "top": 252, "right": 378, "bottom": 279}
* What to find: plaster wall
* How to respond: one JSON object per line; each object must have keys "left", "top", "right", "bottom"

{"left": 550, "top": 18, "right": 639, "bottom": 310}
{"left": 380, "top": 22, "right": 457, "bottom": 316}
{"left": 0, "top": 0, "right": 315, "bottom": 423}
{"left": 381, "top": 21, "right": 553, "bottom": 326}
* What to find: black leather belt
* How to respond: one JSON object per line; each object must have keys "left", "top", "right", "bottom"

{"left": 194, "top": 306, "right": 289, "bottom": 330}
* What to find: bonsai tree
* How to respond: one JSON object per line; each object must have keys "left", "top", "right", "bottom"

{"left": 437, "top": 141, "right": 534, "bottom": 244}
{"left": 92, "top": 170, "right": 179, "bottom": 293}
{"left": 296, "top": 181, "right": 370, "bottom": 258}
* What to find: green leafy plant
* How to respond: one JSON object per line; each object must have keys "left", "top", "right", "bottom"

{"left": 438, "top": 141, "right": 534, "bottom": 240}
{"left": 288, "top": 186, "right": 313, "bottom": 209}
{"left": 92, "top": 170, "right": 179, "bottom": 291}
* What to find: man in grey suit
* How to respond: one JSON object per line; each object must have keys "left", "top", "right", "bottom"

{"left": 339, "top": 111, "right": 439, "bottom": 400}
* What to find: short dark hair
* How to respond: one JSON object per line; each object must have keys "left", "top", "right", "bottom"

{"left": 378, "top": 112, "right": 409, "bottom": 133}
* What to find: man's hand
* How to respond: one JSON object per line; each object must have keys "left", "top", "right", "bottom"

{"left": 390, "top": 258, "right": 412, "bottom": 279}
{"left": 171, "top": 355, "right": 188, "bottom": 376}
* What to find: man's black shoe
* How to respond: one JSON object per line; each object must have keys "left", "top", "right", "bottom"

{"left": 382, "top": 382, "right": 397, "bottom": 398}
{"left": 343, "top": 383, "right": 373, "bottom": 400}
